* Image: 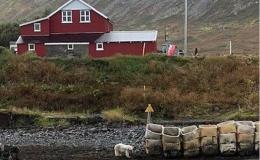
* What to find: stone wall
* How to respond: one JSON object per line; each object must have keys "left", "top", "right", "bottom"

{"left": 46, "top": 45, "right": 88, "bottom": 58}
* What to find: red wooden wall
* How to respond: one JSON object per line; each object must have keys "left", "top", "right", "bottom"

{"left": 89, "top": 42, "right": 157, "bottom": 58}
{"left": 50, "top": 10, "right": 112, "bottom": 34}
{"left": 20, "top": 19, "right": 50, "bottom": 36}
{"left": 20, "top": 10, "right": 113, "bottom": 36}
{"left": 17, "top": 43, "right": 46, "bottom": 57}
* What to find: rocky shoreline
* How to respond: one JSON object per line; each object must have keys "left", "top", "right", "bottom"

{"left": 0, "top": 124, "right": 259, "bottom": 160}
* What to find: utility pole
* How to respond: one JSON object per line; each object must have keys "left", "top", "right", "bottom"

{"left": 184, "top": 0, "right": 188, "bottom": 55}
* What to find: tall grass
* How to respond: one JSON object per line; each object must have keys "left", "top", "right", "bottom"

{"left": 0, "top": 50, "right": 258, "bottom": 119}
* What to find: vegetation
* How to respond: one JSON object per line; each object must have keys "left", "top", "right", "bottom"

{"left": 0, "top": 23, "right": 19, "bottom": 47}
{"left": 0, "top": 50, "right": 258, "bottom": 120}
{"left": 102, "top": 108, "right": 136, "bottom": 123}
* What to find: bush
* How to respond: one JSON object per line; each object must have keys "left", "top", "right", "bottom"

{"left": 102, "top": 108, "right": 136, "bottom": 123}
{"left": 0, "top": 55, "right": 258, "bottom": 120}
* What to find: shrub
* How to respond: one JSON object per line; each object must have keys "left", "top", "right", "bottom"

{"left": 102, "top": 108, "right": 136, "bottom": 123}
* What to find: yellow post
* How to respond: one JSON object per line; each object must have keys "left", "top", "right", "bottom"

{"left": 145, "top": 104, "right": 154, "bottom": 124}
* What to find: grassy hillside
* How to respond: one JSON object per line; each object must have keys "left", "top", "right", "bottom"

{"left": 0, "top": 49, "right": 258, "bottom": 120}
{"left": 0, "top": 0, "right": 258, "bottom": 55}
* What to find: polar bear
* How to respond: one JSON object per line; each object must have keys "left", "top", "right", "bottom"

{"left": 114, "top": 143, "right": 134, "bottom": 158}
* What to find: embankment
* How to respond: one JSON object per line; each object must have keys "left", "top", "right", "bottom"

{"left": 0, "top": 51, "right": 259, "bottom": 119}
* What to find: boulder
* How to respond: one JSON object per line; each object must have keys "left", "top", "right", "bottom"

{"left": 0, "top": 143, "right": 4, "bottom": 152}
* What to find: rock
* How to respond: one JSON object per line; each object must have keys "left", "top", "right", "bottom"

{"left": 0, "top": 143, "right": 4, "bottom": 152}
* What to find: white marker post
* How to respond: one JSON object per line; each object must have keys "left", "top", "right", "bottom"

{"left": 230, "top": 40, "right": 232, "bottom": 55}
{"left": 145, "top": 104, "right": 154, "bottom": 124}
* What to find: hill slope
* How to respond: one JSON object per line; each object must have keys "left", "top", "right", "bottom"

{"left": 0, "top": 0, "right": 259, "bottom": 54}
{"left": 0, "top": 49, "right": 259, "bottom": 120}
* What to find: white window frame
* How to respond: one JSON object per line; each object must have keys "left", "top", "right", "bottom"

{"left": 96, "top": 43, "right": 104, "bottom": 51}
{"left": 68, "top": 44, "right": 74, "bottom": 50}
{"left": 62, "top": 10, "right": 72, "bottom": 23}
{"left": 28, "top": 43, "right": 35, "bottom": 51}
{"left": 34, "top": 23, "right": 41, "bottom": 32}
{"left": 80, "top": 10, "right": 90, "bottom": 23}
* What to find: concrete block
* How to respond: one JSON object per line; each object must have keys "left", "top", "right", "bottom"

{"left": 183, "top": 139, "right": 200, "bottom": 150}
{"left": 183, "top": 149, "right": 200, "bottom": 157}
{"left": 181, "top": 125, "right": 199, "bottom": 141}
{"left": 199, "top": 125, "right": 217, "bottom": 137}
{"left": 217, "top": 121, "right": 236, "bottom": 134}
{"left": 147, "top": 123, "right": 163, "bottom": 133}
{"left": 219, "top": 133, "right": 236, "bottom": 144}
{"left": 163, "top": 142, "right": 181, "bottom": 151}
{"left": 201, "top": 136, "right": 218, "bottom": 146}
{"left": 145, "top": 129, "right": 161, "bottom": 140}
{"left": 237, "top": 133, "right": 254, "bottom": 144}
{"left": 255, "top": 121, "right": 260, "bottom": 132}
{"left": 220, "top": 143, "right": 236, "bottom": 155}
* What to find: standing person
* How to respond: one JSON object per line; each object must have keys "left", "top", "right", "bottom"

{"left": 194, "top": 48, "right": 199, "bottom": 57}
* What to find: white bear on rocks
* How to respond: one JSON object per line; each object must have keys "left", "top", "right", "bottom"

{"left": 114, "top": 143, "right": 134, "bottom": 158}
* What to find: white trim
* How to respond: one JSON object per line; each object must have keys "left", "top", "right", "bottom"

{"left": 80, "top": 10, "right": 91, "bottom": 23}
{"left": 62, "top": 10, "right": 73, "bottom": 23}
{"left": 67, "top": 44, "right": 74, "bottom": 50}
{"left": 20, "top": 17, "right": 48, "bottom": 27}
{"left": 34, "top": 23, "right": 41, "bottom": 32}
{"left": 44, "top": 42, "right": 89, "bottom": 45}
{"left": 28, "top": 43, "right": 35, "bottom": 51}
{"left": 50, "top": 32, "right": 103, "bottom": 35}
{"left": 96, "top": 43, "right": 104, "bottom": 51}
{"left": 20, "top": 0, "right": 109, "bottom": 27}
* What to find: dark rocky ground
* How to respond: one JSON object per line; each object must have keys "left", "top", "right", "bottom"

{"left": 0, "top": 123, "right": 259, "bottom": 160}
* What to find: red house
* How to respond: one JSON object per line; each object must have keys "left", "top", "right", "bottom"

{"left": 16, "top": 0, "right": 157, "bottom": 58}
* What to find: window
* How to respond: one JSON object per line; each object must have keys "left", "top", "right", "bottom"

{"left": 62, "top": 10, "right": 72, "bottom": 23}
{"left": 80, "top": 10, "right": 90, "bottom": 23}
{"left": 34, "top": 23, "right": 41, "bottom": 32}
{"left": 28, "top": 44, "right": 35, "bottom": 51}
{"left": 96, "top": 43, "right": 104, "bottom": 51}
{"left": 68, "top": 44, "right": 74, "bottom": 50}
